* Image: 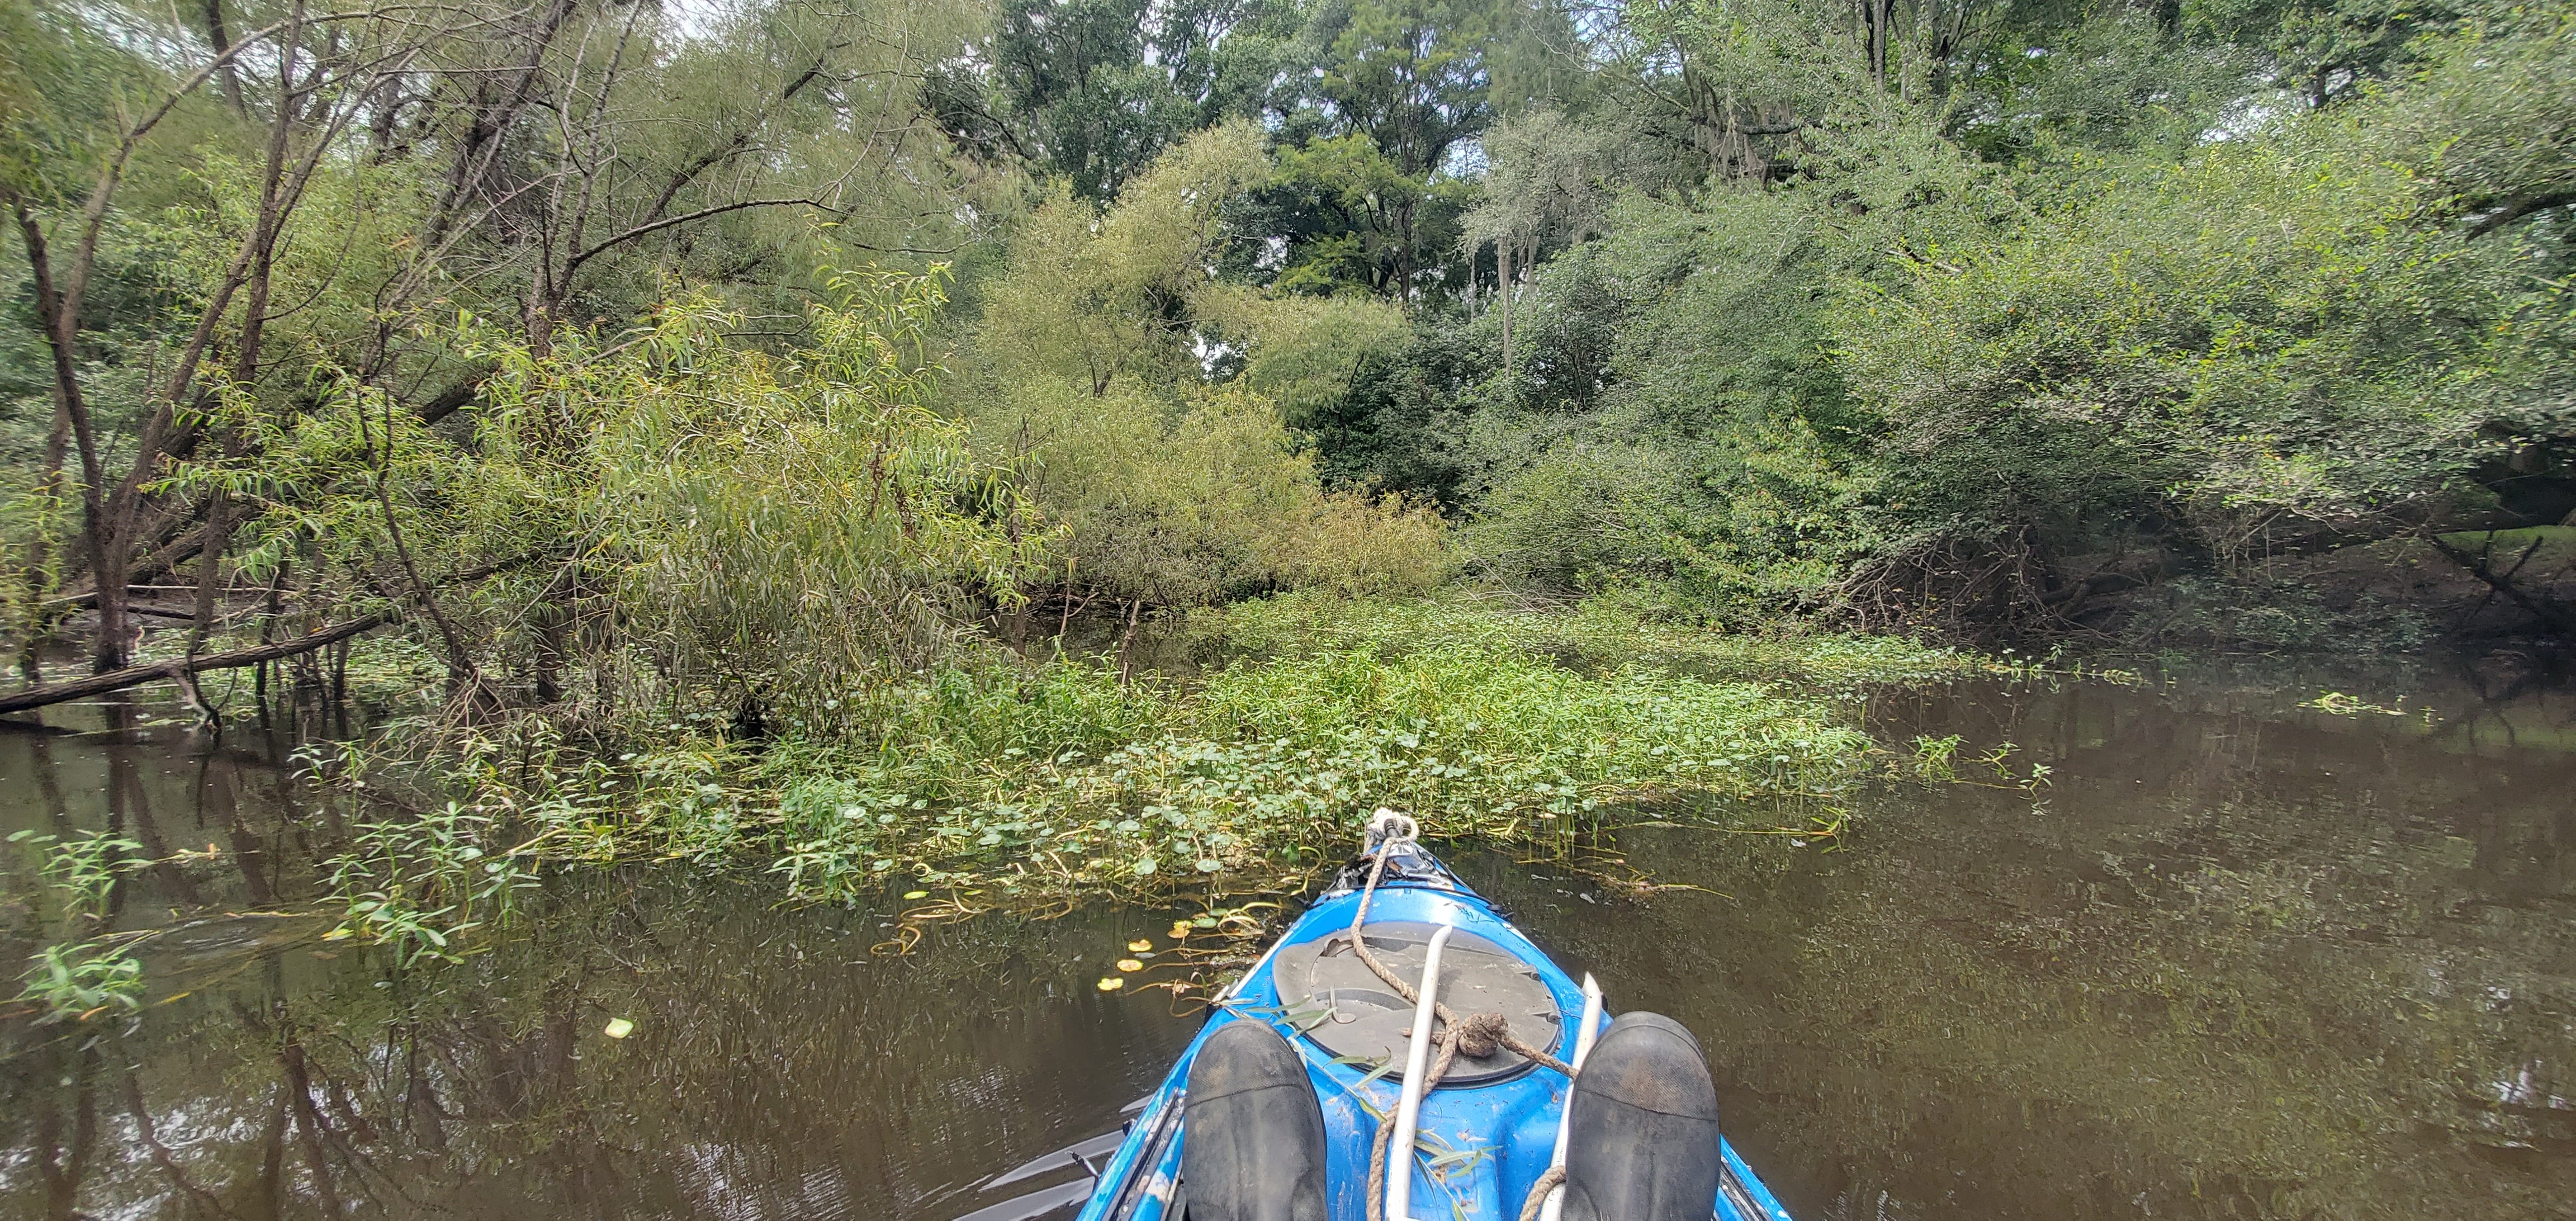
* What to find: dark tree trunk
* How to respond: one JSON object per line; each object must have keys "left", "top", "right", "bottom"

{"left": 201, "top": 0, "right": 247, "bottom": 111}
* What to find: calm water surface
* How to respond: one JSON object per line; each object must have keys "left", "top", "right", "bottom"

{"left": 3, "top": 656, "right": 2572, "bottom": 1220}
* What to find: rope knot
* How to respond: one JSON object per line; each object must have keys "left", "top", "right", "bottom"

{"left": 1452, "top": 1011, "right": 1510, "bottom": 1059}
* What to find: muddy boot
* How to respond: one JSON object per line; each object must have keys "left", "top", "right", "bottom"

{"left": 1182, "top": 1019, "right": 1328, "bottom": 1221}
{"left": 1560, "top": 1012, "right": 1723, "bottom": 1221}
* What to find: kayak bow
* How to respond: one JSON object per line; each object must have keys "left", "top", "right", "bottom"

{"left": 953, "top": 814, "right": 1795, "bottom": 1221}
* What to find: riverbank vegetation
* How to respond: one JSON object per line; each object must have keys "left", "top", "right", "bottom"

{"left": 408, "top": 629, "right": 1883, "bottom": 910}
{"left": 3, "top": 0, "right": 2572, "bottom": 977}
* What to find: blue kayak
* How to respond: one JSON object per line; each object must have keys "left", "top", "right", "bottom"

{"left": 956, "top": 817, "right": 1797, "bottom": 1221}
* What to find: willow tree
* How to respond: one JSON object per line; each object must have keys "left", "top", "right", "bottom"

{"left": 964, "top": 122, "right": 1435, "bottom": 629}
{"left": 0, "top": 0, "right": 1002, "bottom": 713}
{"left": 1458, "top": 108, "right": 1607, "bottom": 375}
{"left": 3, "top": 0, "right": 467, "bottom": 686}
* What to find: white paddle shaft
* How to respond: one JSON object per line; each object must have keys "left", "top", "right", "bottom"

{"left": 1537, "top": 973, "right": 1606, "bottom": 1221}
{"left": 1384, "top": 923, "right": 1456, "bottom": 1221}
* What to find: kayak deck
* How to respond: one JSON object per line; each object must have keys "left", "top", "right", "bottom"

{"left": 1030, "top": 851, "right": 1796, "bottom": 1221}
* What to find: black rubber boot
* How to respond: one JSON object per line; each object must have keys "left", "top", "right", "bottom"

{"left": 1182, "top": 1019, "right": 1329, "bottom": 1221}
{"left": 1560, "top": 1012, "right": 1722, "bottom": 1221}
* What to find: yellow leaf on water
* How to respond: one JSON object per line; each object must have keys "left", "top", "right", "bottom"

{"left": 1116, "top": 958, "right": 1144, "bottom": 972}
{"left": 1097, "top": 977, "right": 1125, "bottom": 992}
{"left": 602, "top": 1018, "right": 634, "bottom": 1039}
{"left": 1128, "top": 939, "right": 1153, "bottom": 952}
{"left": 902, "top": 891, "right": 929, "bottom": 900}
{"left": 1169, "top": 922, "right": 1192, "bottom": 940}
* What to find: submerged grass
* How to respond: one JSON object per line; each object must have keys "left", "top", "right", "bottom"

{"left": 318, "top": 594, "right": 1983, "bottom": 958}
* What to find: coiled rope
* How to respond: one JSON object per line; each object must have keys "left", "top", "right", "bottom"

{"left": 1347, "top": 820, "right": 1574, "bottom": 1077}
{"left": 1349, "top": 812, "right": 1577, "bottom": 1221}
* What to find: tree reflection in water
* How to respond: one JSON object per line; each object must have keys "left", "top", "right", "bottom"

{"left": 3, "top": 657, "right": 2573, "bottom": 1220}
{"left": 1469, "top": 656, "right": 2576, "bottom": 1221}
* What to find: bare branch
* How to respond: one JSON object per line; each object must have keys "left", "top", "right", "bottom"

{"left": 0, "top": 614, "right": 393, "bottom": 716}
{"left": 565, "top": 197, "right": 835, "bottom": 276}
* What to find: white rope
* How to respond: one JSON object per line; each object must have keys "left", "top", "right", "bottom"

{"left": 1367, "top": 807, "right": 1420, "bottom": 856}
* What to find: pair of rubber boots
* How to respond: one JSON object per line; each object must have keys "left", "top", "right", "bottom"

{"left": 1181, "top": 1012, "right": 1720, "bottom": 1221}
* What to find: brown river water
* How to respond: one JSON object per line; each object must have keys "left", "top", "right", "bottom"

{"left": 3, "top": 655, "right": 2572, "bottom": 1220}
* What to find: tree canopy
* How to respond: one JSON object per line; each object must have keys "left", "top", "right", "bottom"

{"left": 2, "top": 0, "right": 2571, "bottom": 732}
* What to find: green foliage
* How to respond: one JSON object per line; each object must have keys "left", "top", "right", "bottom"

{"left": 8, "top": 827, "right": 146, "bottom": 1018}
{"left": 569, "top": 270, "right": 1048, "bottom": 708}
{"left": 18, "top": 940, "right": 144, "bottom": 1016}
{"left": 323, "top": 797, "right": 536, "bottom": 967}
{"left": 998, "top": 382, "right": 1454, "bottom": 607}
{"left": 3, "top": 0, "right": 2572, "bottom": 995}
{"left": 0, "top": 0, "right": 156, "bottom": 199}
{"left": 32, "top": 828, "right": 138, "bottom": 920}
{"left": 1292, "top": 7, "right": 2576, "bottom": 640}
{"left": 2182, "top": 0, "right": 2525, "bottom": 106}
{"left": 945, "top": 0, "right": 1588, "bottom": 299}
{"left": 964, "top": 125, "right": 1450, "bottom": 610}
{"left": 1204, "top": 588, "right": 2006, "bottom": 685}
{"left": 1839, "top": 92, "right": 2553, "bottom": 566}
{"left": 1306, "top": 311, "right": 1493, "bottom": 500}
{"left": 1458, "top": 108, "right": 1614, "bottom": 263}
{"left": 1444, "top": 188, "right": 1891, "bottom": 618}
{"left": 974, "top": 124, "right": 1278, "bottom": 395}
{"left": 426, "top": 601, "right": 1886, "bottom": 908}
{"left": 1248, "top": 0, "right": 1575, "bottom": 299}
{"left": 2386, "top": 15, "right": 2576, "bottom": 230}
{"left": 1908, "top": 732, "right": 1963, "bottom": 780}
{"left": 954, "top": 0, "right": 1299, "bottom": 199}
{"left": 185, "top": 267, "right": 1043, "bottom": 725}
{"left": 1943, "top": 12, "right": 2260, "bottom": 165}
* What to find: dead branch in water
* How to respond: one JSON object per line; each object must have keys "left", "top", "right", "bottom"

{"left": 0, "top": 613, "right": 392, "bottom": 716}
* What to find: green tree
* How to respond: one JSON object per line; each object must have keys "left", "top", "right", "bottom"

{"left": 940, "top": 0, "right": 1299, "bottom": 200}
{"left": 1457, "top": 107, "right": 1612, "bottom": 372}
{"left": 0, "top": 0, "right": 990, "bottom": 703}
{"left": 962, "top": 124, "right": 1442, "bottom": 619}
{"left": 2184, "top": 0, "right": 2509, "bottom": 107}
{"left": 1252, "top": 0, "right": 1585, "bottom": 300}
{"left": 1833, "top": 32, "right": 2573, "bottom": 622}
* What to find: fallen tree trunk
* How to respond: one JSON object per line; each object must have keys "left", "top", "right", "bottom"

{"left": 42, "top": 591, "right": 233, "bottom": 621}
{"left": 0, "top": 612, "right": 392, "bottom": 716}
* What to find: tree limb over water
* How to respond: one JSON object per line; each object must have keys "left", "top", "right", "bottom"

{"left": 0, "top": 614, "right": 393, "bottom": 717}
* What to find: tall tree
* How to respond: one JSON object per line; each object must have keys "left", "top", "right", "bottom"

{"left": 938, "top": 0, "right": 1295, "bottom": 199}
{"left": 2, "top": 0, "right": 988, "bottom": 694}
{"left": 1457, "top": 107, "right": 1608, "bottom": 372}
{"left": 1255, "top": 0, "right": 1585, "bottom": 301}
